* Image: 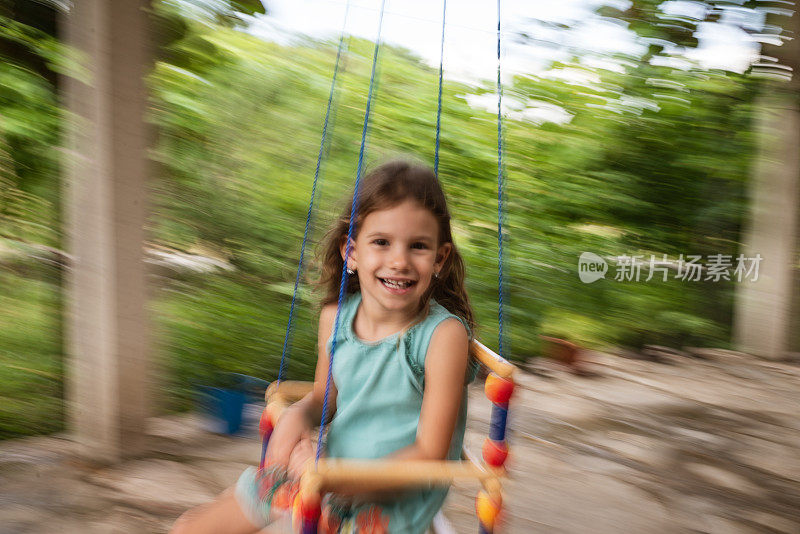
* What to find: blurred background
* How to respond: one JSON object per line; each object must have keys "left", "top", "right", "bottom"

{"left": 1, "top": 0, "right": 799, "bottom": 531}
{"left": 0, "top": 0, "right": 799, "bottom": 508}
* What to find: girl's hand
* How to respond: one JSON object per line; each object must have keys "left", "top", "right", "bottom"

{"left": 265, "top": 403, "right": 312, "bottom": 468}
{"left": 287, "top": 436, "right": 315, "bottom": 479}
{"left": 266, "top": 303, "right": 339, "bottom": 470}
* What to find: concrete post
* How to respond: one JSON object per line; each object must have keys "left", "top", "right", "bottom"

{"left": 733, "top": 96, "right": 799, "bottom": 360}
{"left": 733, "top": 7, "right": 800, "bottom": 361}
{"left": 61, "top": 0, "right": 151, "bottom": 462}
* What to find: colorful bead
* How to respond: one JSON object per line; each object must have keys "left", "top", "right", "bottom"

{"left": 293, "top": 491, "right": 320, "bottom": 534}
{"left": 475, "top": 490, "right": 501, "bottom": 530}
{"left": 300, "top": 494, "right": 321, "bottom": 521}
{"left": 292, "top": 493, "right": 302, "bottom": 532}
{"left": 485, "top": 373, "right": 514, "bottom": 404}
{"left": 259, "top": 409, "right": 274, "bottom": 436}
{"left": 483, "top": 438, "right": 509, "bottom": 468}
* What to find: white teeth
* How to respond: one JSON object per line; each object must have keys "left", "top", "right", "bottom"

{"left": 382, "top": 278, "right": 412, "bottom": 289}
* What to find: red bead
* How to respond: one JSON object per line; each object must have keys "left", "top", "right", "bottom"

{"left": 259, "top": 409, "right": 274, "bottom": 436}
{"left": 484, "top": 373, "right": 514, "bottom": 404}
{"left": 483, "top": 438, "right": 509, "bottom": 468}
{"left": 299, "top": 495, "right": 321, "bottom": 520}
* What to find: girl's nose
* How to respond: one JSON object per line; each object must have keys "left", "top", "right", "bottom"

{"left": 389, "top": 247, "right": 410, "bottom": 269}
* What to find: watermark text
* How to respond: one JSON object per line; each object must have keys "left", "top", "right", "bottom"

{"left": 578, "top": 253, "right": 762, "bottom": 284}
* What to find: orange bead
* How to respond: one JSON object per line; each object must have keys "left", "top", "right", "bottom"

{"left": 483, "top": 438, "right": 509, "bottom": 468}
{"left": 291, "top": 492, "right": 303, "bottom": 532}
{"left": 475, "top": 490, "right": 501, "bottom": 529}
{"left": 484, "top": 373, "right": 514, "bottom": 404}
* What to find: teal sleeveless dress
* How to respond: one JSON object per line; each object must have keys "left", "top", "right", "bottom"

{"left": 323, "top": 292, "right": 477, "bottom": 533}
{"left": 235, "top": 292, "right": 476, "bottom": 533}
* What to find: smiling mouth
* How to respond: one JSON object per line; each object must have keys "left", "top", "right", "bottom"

{"left": 379, "top": 278, "right": 416, "bottom": 290}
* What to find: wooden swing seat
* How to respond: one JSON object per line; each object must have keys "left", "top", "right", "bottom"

{"left": 263, "top": 339, "right": 516, "bottom": 532}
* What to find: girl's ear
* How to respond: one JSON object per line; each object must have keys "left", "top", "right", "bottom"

{"left": 340, "top": 237, "right": 357, "bottom": 270}
{"left": 435, "top": 242, "right": 452, "bottom": 273}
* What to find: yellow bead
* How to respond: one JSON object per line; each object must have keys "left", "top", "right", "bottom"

{"left": 475, "top": 491, "right": 500, "bottom": 528}
{"left": 292, "top": 492, "right": 303, "bottom": 532}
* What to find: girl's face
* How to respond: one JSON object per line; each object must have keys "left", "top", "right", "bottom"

{"left": 344, "top": 200, "right": 451, "bottom": 319}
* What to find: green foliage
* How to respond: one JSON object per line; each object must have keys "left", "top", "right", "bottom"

{"left": 0, "top": 16, "right": 67, "bottom": 245}
{"left": 149, "top": 15, "right": 756, "bottom": 387}
{"left": 0, "top": 267, "right": 63, "bottom": 439}
{"left": 0, "top": 5, "right": 68, "bottom": 438}
{"left": 154, "top": 273, "right": 318, "bottom": 412}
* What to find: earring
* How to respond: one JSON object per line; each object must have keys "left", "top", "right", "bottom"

{"left": 347, "top": 268, "right": 355, "bottom": 275}
{"left": 433, "top": 271, "right": 440, "bottom": 279}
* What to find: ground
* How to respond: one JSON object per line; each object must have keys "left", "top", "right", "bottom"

{"left": 1, "top": 349, "right": 798, "bottom": 533}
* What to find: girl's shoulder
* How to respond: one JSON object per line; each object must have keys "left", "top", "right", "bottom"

{"left": 403, "top": 300, "right": 477, "bottom": 385}
{"left": 321, "top": 292, "right": 361, "bottom": 322}
{"left": 417, "top": 300, "right": 471, "bottom": 339}
{"left": 322, "top": 292, "right": 363, "bottom": 345}
{"left": 405, "top": 300, "right": 469, "bottom": 355}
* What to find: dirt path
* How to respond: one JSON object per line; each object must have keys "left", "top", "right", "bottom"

{"left": 1, "top": 350, "right": 798, "bottom": 533}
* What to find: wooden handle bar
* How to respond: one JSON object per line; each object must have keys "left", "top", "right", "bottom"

{"left": 267, "top": 398, "right": 290, "bottom": 421}
{"left": 264, "top": 381, "right": 313, "bottom": 422}
{"left": 471, "top": 340, "right": 516, "bottom": 379}
{"left": 461, "top": 445, "right": 485, "bottom": 473}
{"left": 463, "top": 444, "right": 506, "bottom": 491}
{"left": 311, "top": 459, "right": 496, "bottom": 490}
{"left": 266, "top": 380, "right": 313, "bottom": 402}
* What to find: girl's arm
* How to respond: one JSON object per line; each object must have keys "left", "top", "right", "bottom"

{"left": 391, "top": 317, "right": 470, "bottom": 461}
{"left": 266, "top": 303, "right": 339, "bottom": 467}
{"left": 303, "top": 302, "right": 340, "bottom": 423}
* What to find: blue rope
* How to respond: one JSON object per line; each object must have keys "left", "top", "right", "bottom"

{"left": 276, "top": 1, "right": 351, "bottom": 385}
{"left": 316, "top": 0, "right": 387, "bottom": 464}
{"left": 496, "top": 0, "right": 507, "bottom": 360}
{"left": 433, "top": 0, "right": 446, "bottom": 177}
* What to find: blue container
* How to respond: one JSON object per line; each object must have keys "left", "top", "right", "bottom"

{"left": 229, "top": 373, "right": 270, "bottom": 404}
{"left": 197, "top": 386, "right": 246, "bottom": 434}
{"left": 197, "top": 374, "right": 269, "bottom": 435}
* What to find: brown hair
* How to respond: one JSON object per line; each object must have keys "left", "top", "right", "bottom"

{"left": 317, "top": 160, "right": 475, "bottom": 333}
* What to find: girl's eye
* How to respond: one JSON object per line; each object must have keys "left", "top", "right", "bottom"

{"left": 373, "top": 239, "right": 388, "bottom": 246}
{"left": 411, "top": 242, "right": 428, "bottom": 250}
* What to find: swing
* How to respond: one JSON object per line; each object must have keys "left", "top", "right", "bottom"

{"left": 259, "top": 1, "right": 516, "bottom": 532}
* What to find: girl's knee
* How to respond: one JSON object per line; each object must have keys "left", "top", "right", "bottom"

{"left": 169, "top": 501, "right": 216, "bottom": 534}
{"left": 169, "top": 488, "right": 256, "bottom": 534}
{"left": 168, "top": 509, "right": 195, "bottom": 534}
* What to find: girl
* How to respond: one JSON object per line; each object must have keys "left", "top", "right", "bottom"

{"left": 171, "top": 160, "right": 477, "bottom": 534}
